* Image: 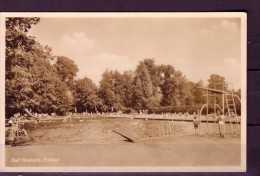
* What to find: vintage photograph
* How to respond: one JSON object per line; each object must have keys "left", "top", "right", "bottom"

{"left": 0, "top": 13, "right": 246, "bottom": 172}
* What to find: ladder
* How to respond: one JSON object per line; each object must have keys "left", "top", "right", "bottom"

{"left": 225, "top": 91, "right": 240, "bottom": 136}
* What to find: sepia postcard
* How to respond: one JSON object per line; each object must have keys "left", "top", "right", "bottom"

{"left": 0, "top": 12, "right": 247, "bottom": 172}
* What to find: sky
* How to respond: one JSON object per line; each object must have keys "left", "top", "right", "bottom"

{"left": 28, "top": 17, "right": 241, "bottom": 90}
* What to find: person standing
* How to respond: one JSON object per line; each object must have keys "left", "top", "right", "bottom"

{"left": 217, "top": 111, "right": 225, "bottom": 138}
{"left": 193, "top": 113, "right": 200, "bottom": 135}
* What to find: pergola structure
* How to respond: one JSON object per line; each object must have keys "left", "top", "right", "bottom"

{"left": 196, "top": 82, "right": 241, "bottom": 137}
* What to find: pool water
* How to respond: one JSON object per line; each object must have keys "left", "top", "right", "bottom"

{"left": 23, "top": 117, "right": 189, "bottom": 145}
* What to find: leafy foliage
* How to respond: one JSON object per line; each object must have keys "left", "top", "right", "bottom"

{"left": 190, "top": 80, "right": 205, "bottom": 105}
{"left": 53, "top": 56, "right": 78, "bottom": 87}
{"left": 99, "top": 70, "right": 134, "bottom": 112}
{"left": 159, "top": 64, "right": 192, "bottom": 106}
{"left": 132, "top": 61, "right": 158, "bottom": 110}
{"left": 5, "top": 18, "right": 241, "bottom": 117}
{"left": 74, "top": 77, "right": 102, "bottom": 113}
{"left": 5, "top": 18, "right": 73, "bottom": 116}
{"left": 6, "top": 18, "right": 40, "bottom": 79}
{"left": 208, "top": 74, "right": 226, "bottom": 90}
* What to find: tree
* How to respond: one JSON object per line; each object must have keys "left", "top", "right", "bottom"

{"left": 191, "top": 80, "right": 205, "bottom": 105}
{"left": 132, "top": 61, "right": 154, "bottom": 110}
{"left": 143, "top": 58, "right": 162, "bottom": 88}
{"left": 208, "top": 74, "right": 226, "bottom": 90}
{"left": 160, "top": 65, "right": 177, "bottom": 106}
{"left": 99, "top": 70, "right": 117, "bottom": 111}
{"left": 159, "top": 64, "right": 192, "bottom": 106}
{"left": 233, "top": 88, "right": 241, "bottom": 115}
{"left": 206, "top": 74, "right": 228, "bottom": 112}
{"left": 132, "top": 77, "right": 145, "bottom": 110}
{"left": 143, "top": 59, "right": 162, "bottom": 107}
{"left": 5, "top": 17, "right": 41, "bottom": 116}
{"left": 74, "top": 77, "right": 102, "bottom": 113}
{"left": 99, "top": 69, "right": 134, "bottom": 112}
{"left": 53, "top": 56, "right": 78, "bottom": 87}
{"left": 5, "top": 42, "right": 74, "bottom": 116}
{"left": 6, "top": 17, "right": 40, "bottom": 80}
{"left": 5, "top": 18, "right": 75, "bottom": 116}
{"left": 120, "top": 71, "right": 135, "bottom": 108}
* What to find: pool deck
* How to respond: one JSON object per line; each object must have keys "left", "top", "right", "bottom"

{"left": 18, "top": 113, "right": 241, "bottom": 124}
{"left": 107, "top": 114, "right": 241, "bottom": 124}
{"left": 5, "top": 134, "right": 241, "bottom": 167}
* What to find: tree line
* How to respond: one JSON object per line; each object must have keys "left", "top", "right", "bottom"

{"left": 5, "top": 18, "right": 241, "bottom": 117}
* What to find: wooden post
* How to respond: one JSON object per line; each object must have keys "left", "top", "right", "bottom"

{"left": 198, "top": 108, "right": 201, "bottom": 136}
{"left": 168, "top": 121, "right": 171, "bottom": 135}
{"left": 171, "top": 120, "right": 174, "bottom": 135}
{"left": 224, "top": 118, "right": 226, "bottom": 138}
{"left": 223, "top": 82, "right": 226, "bottom": 137}
{"left": 158, "top": 123, "right": 161, "bottom": 136}
{"left": 214, "top": 93, "right": 216, "bottom": 134}
{"left": 229, "top": 115, "right": 233, "bottom": 136}
{"left": 206, "top": 87, "right": 209, "bottom": 134}
{"left": 236, "top": 118, "right": 240, "bottom": 136}
{"left": 222, "top": 82, "right": 225, "bottom": 116}
{"left": 160, "top": 121, "right": 164, "bottom": 136}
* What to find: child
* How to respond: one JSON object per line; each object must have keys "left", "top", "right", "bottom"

{"left": 18, "top": 123, "right": 28, "bottom": 136}
{"left": 217, "top": 111, "right": 225, "bottom": 138}
{"left": 193, "top": 113, "right": 200, "bottom": 135}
